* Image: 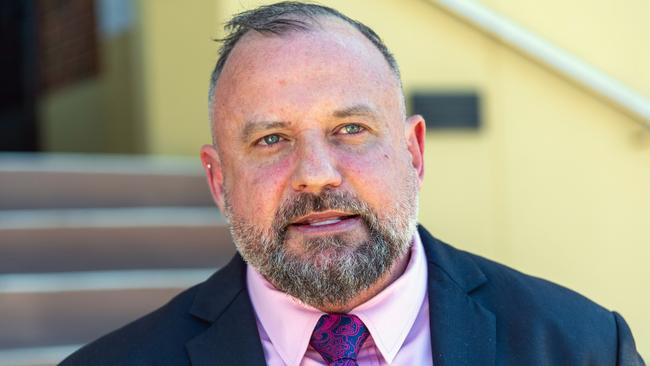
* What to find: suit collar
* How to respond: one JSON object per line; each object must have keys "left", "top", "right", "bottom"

{"left": 418, "top": 226, "right": 487, "bottom": 293}
{"left": 189, "top": 253, "right": 247, "bottom": 322}
{"left": 418, "top": 225, "right": 496, "bottom": 366}
{"left": 186, "top": 254, "right": 266, "bottom": 366}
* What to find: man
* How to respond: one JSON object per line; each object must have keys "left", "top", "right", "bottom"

{"left": 61, "top": 2, "right": 644, "bottom": 365}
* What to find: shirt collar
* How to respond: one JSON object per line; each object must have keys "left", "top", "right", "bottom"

{"left": 246, "top": 231, "right": 428, "bottom": 365}
{"left": 247, "top": 260, "right": 322, "bottom": 366}
{"left": 351, "top": 231, "right": 427, "bottom": 363}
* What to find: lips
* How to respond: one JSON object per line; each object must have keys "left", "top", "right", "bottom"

{"left": 290, "top": 211, "right": 359, "bottom": 227}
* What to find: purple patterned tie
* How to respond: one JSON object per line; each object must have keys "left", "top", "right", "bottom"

{"left": 309, "top": 314, "right": 370, "bottom": 366}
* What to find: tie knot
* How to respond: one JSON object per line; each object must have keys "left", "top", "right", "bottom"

{"left": 309, "top": 314, "right": 370, "bottom": 366}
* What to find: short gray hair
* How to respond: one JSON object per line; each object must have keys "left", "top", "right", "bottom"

{"left": 208, "top": 1, "right": 402, "bottom": 129}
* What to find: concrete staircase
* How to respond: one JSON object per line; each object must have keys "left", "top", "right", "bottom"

{"left": 0, "top": 154, "right": 235, "bottom": 366}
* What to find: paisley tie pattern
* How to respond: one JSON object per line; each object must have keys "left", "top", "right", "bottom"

{"left": 309, "top": 314, "right": 370, "bottom": 366}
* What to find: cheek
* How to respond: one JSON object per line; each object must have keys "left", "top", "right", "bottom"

{"left": 337, "top": 145, "right": 406, "bottom": 203}
{"left": 227, "top": 157, "right": 294, "bottom": 222}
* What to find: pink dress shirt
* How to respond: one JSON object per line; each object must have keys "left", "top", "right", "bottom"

{"left": 246, "top": 232, "right": 432, "bottom": 366}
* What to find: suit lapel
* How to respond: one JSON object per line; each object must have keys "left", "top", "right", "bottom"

{"left": 185, "top": 254, "right": 266, "bottom": 366}
{"left": 419, "top": 226, "right": 496, "bottom": 366}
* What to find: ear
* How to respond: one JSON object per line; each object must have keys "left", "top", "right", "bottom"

{"left": 200, "top": 144, "right": 227, "bottom": 214}
{"left": 404, "top": 114, "right": 426, "bottom": 187}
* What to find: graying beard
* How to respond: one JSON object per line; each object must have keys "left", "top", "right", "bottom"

{"left": 226, "top": 179, "right": 418, "bottom": 308}
{"left": 267, "top": 227, "right": 397, "bottom": 307}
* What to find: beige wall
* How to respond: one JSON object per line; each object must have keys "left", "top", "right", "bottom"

{"left": 133, "top": 0, "right": 649, "bottom": 357}
{"left": 40, "top": 29, "right": 141, "bottom": 153}
{"left": 133, "top": 0, "right": 217, "bottom": 154}
{"left": 40, "top": 78, "right": 108, "bottom": 153}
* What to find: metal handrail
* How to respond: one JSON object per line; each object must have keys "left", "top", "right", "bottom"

{"left": 428, "top": 0, "right": 650, "bottom": 127}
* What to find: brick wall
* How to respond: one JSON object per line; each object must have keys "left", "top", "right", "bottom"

{"left": 37, "top": 0, "right": 99, "bottom": 92}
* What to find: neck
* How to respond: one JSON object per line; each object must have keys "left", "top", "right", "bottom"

{"left": 317, "top": 248, "right": 412, "bottom": 313}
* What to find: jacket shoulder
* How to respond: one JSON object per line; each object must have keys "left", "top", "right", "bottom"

{"left": 434, "top": 235, "right": 635, "bottom": 364}
{"left": 468, "top": 248, "right": 645, "bottom": 364}
{"left": 466, "top": 248, "right": 613, "bottom": 320}
{"left": 59, "top": 254, "right": 250, "bottom": 366}
{"left": 59, "top": 282, "right": 206, "bottom": 366}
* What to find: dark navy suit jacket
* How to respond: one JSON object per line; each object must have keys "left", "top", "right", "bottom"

{"left": 60, "top": 226, "right": 645, "bottom": 365}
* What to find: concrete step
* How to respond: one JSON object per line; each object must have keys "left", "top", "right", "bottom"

{"left": 0, "top": 153, "right": 213, "bottom": 209}
{"left": 0, "top": 269, "right": 213, "bottom": 350}
{"left": 0, "top": 207, "right": 235, "bottom": 273}
{"left": 0, "top": 154, "right": 233, "bottom": 365}
{"left": 0, "top": 345, "right": 80, "bottom": 366}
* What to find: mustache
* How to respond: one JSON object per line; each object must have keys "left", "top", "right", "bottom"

{"left": 273, "top": 190, "right": 374, "bottom": 232}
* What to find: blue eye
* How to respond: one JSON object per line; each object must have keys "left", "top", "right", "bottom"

{"left": 259, "top": 134, "right": 282, "bottom": 146}
{"left": 340, "top": 124, "right": 364, "bottom": 134}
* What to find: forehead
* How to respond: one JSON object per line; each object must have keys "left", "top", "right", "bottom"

{"left": 212, "top": 18, "right": 401, "bottom": 132}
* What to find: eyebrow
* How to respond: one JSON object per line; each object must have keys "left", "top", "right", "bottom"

{"left": 241, "top": 120, "right": 289, "bottom": 142}
{"left": 332, "top": 104, "right": 378, "bottom": 119}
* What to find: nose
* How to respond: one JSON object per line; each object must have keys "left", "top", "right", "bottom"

{"left": 291, "top": 139, "right": 342, "bottom": 194}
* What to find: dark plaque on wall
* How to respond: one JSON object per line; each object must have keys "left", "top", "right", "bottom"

{"left": 411, "top": 91, "right": 481, "bottom": 130}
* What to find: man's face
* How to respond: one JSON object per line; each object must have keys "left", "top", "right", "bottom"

{"left": 201, "top": 19, "right": 425, "bottom": 308}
